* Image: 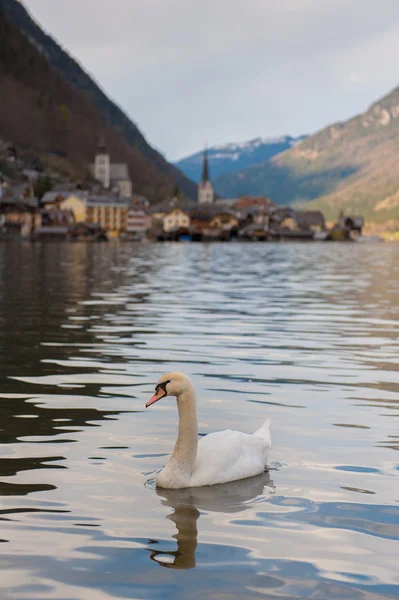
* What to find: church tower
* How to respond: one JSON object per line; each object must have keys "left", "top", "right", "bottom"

{"left": 198, "top": 148, "right": 214, "bottom": 204}
{"left": 94, "top": 137, "right": 110, "bottom": 189}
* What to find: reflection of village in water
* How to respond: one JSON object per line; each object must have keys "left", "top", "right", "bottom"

{"left": 0, "top": 139, "right": 364, "bottom": 242}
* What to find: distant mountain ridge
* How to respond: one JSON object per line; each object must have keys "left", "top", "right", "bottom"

{"left": 215, "top": 88, "right": 399, "bottom": 225}
{"left": 175, "top": 135, "right": 308, "bottom": 185}
{"left": 0, "top": 0, "right": 197, "bottom": 201}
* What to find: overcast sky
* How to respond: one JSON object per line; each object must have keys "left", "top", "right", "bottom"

{"left": 22, "top": 0, "right": 399, "bottom": 161}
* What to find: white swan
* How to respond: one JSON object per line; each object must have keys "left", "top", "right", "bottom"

{"left": 146, "top": 372, "right": 271, "bottom": 489}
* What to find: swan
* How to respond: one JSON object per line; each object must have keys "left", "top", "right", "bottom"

{"left": 145, "top": 372, "right": 271, "bottom": 489}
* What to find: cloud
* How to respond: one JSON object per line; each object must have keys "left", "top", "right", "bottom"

{"left": 348, "top": 75, "right": 367, "bottom": 84}
{"left": 22, "top": 0, "right": 399, "bottom": 159}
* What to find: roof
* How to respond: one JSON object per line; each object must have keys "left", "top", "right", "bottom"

{"left": 109, "top": 164, "right": 129, "bottom": 180}
{"left": 127, "top": 205, "right": 149, "bottom": 215}
{"left": 150, "top": 196, "right": 196, "bottom": 214}
{"left": 22, "top": 169, "right": 40, "bottom": 181}
{"left": 41, "top": 191, "right": 65, "bottom": 204}
{"left": 87, "top": 194, "right": 130, "bottom": 206}
{"left": 344, "top": 215, "right": 364, "bottom": 228}
{"left": 1, "top": 184, "right": 27, "bottom": 200}
{"left": 189, "top": 204, "right": 237, "bottom": 220}
{"left": 233, "top": 196, "right": 275, "bottom": 209}
{"left": 0, "top": 195, "right": 38, "bottom": 209}
{"left": 238, "top": 205, "right": 275, "bottom": 218}
{"left": 269, "top": 207, "right": 296, "bottom": 223}
{"left": 151, "top": 200, "right": 239, "bottom": 220}
{"left": 62, "top": 191, "right": 87, "bottom": 201}
{"left": 40, "top": 207, "right": 74, "bottom": 216}
{"left": 131, "top": 195, "right": 150, "bottom": 206}
{"left": 214, "top": 198, "right": 238, "bottom": 208}
{"left": 295, "top": 211, "right": 325, "bottom": 227}
{"left": 53, "top": 182, "right": 79, "bottom": 192}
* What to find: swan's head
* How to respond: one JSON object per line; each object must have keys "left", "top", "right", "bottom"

{"left": 146, "top": 372, "right": 192, "bottom": 408}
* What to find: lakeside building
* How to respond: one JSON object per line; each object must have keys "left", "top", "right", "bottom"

{"left": 0, "top": 140, "right": 364, "bottom": 243}
{"left": 89, "top": 139, "right": 132, "bottom": 198}
{"left": 0, "top": 193, "right": 40, "bottom": 238}
{"left": 60, "top": 193, "right": 129, "bottom": 237}
{"left": 123, "top": 201, "right": 151, "bottom": 240}
{"left": 59, "top": 192, "right": 151, "bottom": 238}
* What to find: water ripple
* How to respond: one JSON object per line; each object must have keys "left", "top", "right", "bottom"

{"left": 0, "top": 241, "right": 398, "bottom": 599}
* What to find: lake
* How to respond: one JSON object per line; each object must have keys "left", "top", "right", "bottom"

{"left": 0, "top": 240, "right": 398, "bottom": 600}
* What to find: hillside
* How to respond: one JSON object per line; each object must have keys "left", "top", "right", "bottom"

{"left": 216, "top": 89, "right": 399, "bottom": 224}
{"left": 0, "top": 0, "right": 197, "bottom": 201}
{"left": 175, "top": 135, "right": 307, "bottom": 184}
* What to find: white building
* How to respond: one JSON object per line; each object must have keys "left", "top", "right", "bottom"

{"left": 198, "top": 148, "right": 214, "bottom": 204}
{"left": 91, "top": 139, "right": 132, "bottom": 198}
{"left": 126, "top": 205, "right": 151, "bottom": 233}
{"left": 162, "top": 208, "right": 190, "bottom": 232}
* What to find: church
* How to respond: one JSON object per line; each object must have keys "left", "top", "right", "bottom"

{"left": 90, "top": 139, "right": 132, "bottom": 198}
{"left": 197, "top": 148, "right": 214, "bottom": 204}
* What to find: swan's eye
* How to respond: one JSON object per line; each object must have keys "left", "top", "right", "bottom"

{"left": 155, "top": 380, "right": 171, "bottom": 394}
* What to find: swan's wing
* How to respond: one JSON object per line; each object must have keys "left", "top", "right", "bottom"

{"left": 254, "top": 417, "right": 271, "bottom": 442}
{"left": 190, "top": 429, "right": 270, "bottom": 487}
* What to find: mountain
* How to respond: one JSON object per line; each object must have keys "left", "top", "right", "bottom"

{"left": 0, "top": 0, "right": 197, "bottom": 201}
{"left": 175, "top": 135, "right": 307, "bottom": 185}
{"left": 215, "top": 89, "right": 399, "bottom": 225}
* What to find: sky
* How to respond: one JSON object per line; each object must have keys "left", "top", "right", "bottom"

{"left": 22, "top": 0, "right": 399, "bottom": 161}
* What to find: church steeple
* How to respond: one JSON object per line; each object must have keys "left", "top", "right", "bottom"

{"left": 201, "top": 147, "right": 210, "bottom": 182}
{"left": 94, "top": 136, "right": 110, "bottom": 189}
{"left": 198, "top": 146, "right": 214, "bottom": 204}
{"left": 98, "top": 136, "right": 107, "bottom": 151}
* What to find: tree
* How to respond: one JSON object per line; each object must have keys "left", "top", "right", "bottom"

{"left": 34, "top": 175, "right": 53, "bottom": 200}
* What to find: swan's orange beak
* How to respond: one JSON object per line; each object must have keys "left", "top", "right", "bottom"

{"left": 146, "top": 388, "right": 166, "bottom": 408}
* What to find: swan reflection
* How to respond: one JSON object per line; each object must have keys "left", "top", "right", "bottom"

{"left": 148, "top": 472, "right": 274, "bottom": 569}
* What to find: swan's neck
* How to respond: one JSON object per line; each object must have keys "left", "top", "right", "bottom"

{"left": 170, "top": 386, "right": 198, "bottom": 477}
{"left": 169, "top": 506, "right": 199, "bottom": 569}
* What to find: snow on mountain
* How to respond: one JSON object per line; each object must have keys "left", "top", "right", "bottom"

{"left": 212, "top": 136, "right": 293, "bottom": 151}
{"left": 175, "top": 135, "right": 308, "bottom": 184}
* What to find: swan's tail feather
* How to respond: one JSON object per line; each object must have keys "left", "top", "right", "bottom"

{"left": 254, "top": 417, "right": 271, "bottom": 443}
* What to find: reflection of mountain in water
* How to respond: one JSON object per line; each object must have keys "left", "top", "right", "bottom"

{"left": 0, "top": 243, "right": 152, "bottom": 498}
{"left": 0, "top": 394, "right": 122, "bottom": 497}
{"left": 0, "top": 394, "right": 121, "bottom": 446}
{"left": 149, "top": 473, "right": 274, "bottom": 569}
{"left": 0, "top": 243, "right": 153, "bottom": 395}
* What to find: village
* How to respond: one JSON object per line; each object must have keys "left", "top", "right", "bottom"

{"left": 0, "top": 138, "right": 364, "bottom": 243}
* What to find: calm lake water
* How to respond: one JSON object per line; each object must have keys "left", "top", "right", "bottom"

{"left": 0, "top": 241, "right": 398, "bottom": 600}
